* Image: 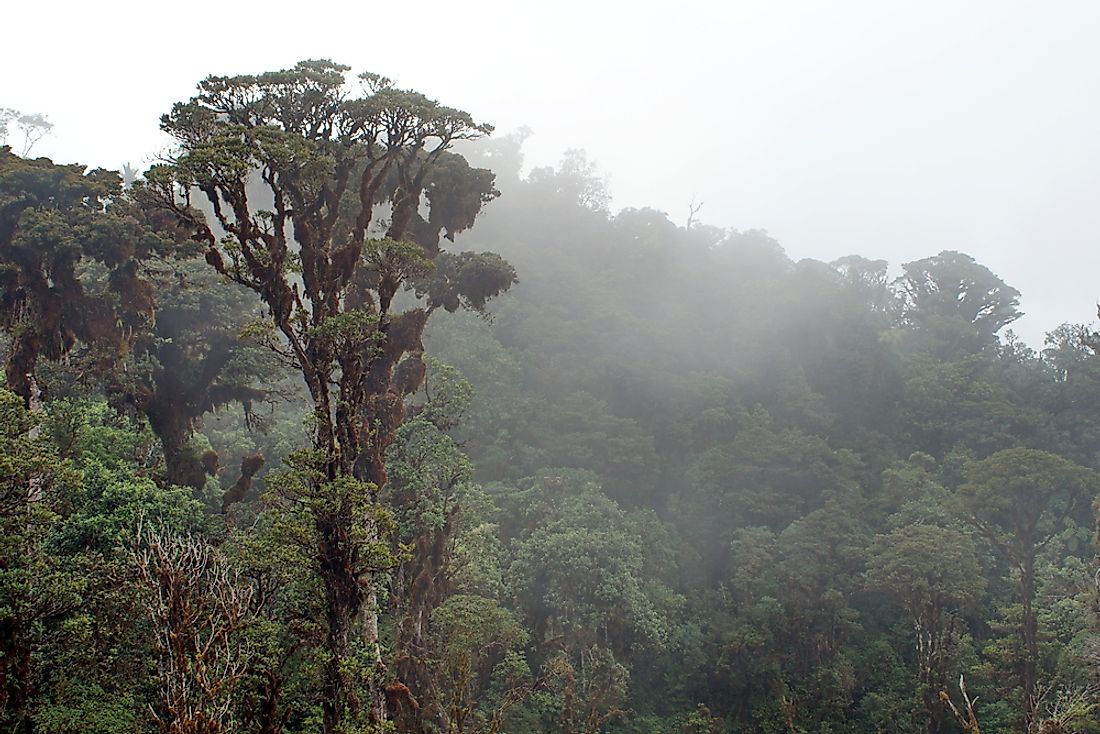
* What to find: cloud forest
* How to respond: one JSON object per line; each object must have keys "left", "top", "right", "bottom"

{"left": 2, "top": 60, "right": 1100, "bottom": 734}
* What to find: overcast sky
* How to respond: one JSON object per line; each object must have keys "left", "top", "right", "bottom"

{"left": 4, "top": 0, "right": 1099, "bottom": 346}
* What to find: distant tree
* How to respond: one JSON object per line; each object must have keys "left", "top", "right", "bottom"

{"left": 143, "top": 60, "right": 515, "bottom": 731}
{"left": 527, "top": 149, "right": 610, "bottom": 212}
{"left": 712, "top": 229, "right": 790, "bottom": 282}
{"left": 505, "top": 472, "right": 671, "bottom": 657}
{"left": 543, "top": 646, "right": 629, "bottom": 734}
{"left": 459, "top": 126, "right": 531, "bottom": 187}
{"left": 773, "top": 499, "right": 869, "bottom": 730}
{"left": 0, "top": 148, "right": 161, "bottom": 407}
{"left": 896, "top": 251, "right": 1021, "bottom": 358}
{"left": 0, "top": 109, "right": 14, "bottom": 143}
{"left": 831, "top": 254, "right": 894, "bottom": 315}
{"left": 427, "top": 594, "right": 531, "bottom": 734}
{"left": 1040, "top": 324, "right": 1100, "bottom": 465}
{"left": 683, "top": 409, "right": 852, "bottom": 547}
{"left": 957, "top": 448, "right": 1098, "bottom": 730}
{"left": 111, "top": 260, "right": 273, "bottom": 491}
{"left": 0, "top": 109, "right": 52, "bottom": 156}
{"left": 899, "top": 354, "right": 1043, "bottom": 459}
{"left": 384, "top": 358, "right": 479, "bottom": 726}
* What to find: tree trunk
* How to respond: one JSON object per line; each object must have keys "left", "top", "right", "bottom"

{"left": 319, "top": 513, "right": 364, "bottom": 734}
{"left": 146, "top": 401, "right": 207, "bottom": 490}
{"left": 253, "top": 670, "right": 287, "bottom": 734}
{"left": 0, "top": 626, "right": 33, "bottom": 734}
{"left": 358, "top": 461, "right": 389, "bottom": 728}
{"left": 1020, "top": 555, "right": 1039, "bottom": 730}
{"left": 365, "top": 582, "right": 389, "bottom": 726}
{"left": 3, "top": 336, "right": 38, "bottom": 410}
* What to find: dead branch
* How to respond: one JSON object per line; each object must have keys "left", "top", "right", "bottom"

{"left": 940, "top": 675, "right": 981, "bottom": 734}
{"left": 132, "top": 523, "right": 255, "bottom": 734}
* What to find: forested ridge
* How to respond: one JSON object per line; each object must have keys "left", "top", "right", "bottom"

{"left": 2, "top": 61, "right": 1100, "bottom": 734}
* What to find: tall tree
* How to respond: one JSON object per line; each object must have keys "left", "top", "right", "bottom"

{"left": 865, "top": 524, "right": 985, "bottom": 734}
{"left": 143, "top": 60, "right": 515, "bottom": 732}
{"left": 957, "top": 448, "right": 1097, "bottom": 730}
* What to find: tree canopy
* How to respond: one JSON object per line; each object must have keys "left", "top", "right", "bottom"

{"left": 2, "top": 61, "right": 1100, "bottom": 734}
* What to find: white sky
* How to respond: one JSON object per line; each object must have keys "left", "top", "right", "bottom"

{"left": 5, "top": 0, "right": 1100, "bottom": 346}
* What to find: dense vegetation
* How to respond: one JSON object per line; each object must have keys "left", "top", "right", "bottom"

{"left": 2, "top": 62, "right": 1099, "bottom": 734}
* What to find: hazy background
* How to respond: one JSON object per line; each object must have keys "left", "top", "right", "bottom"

{"left": 5, "top": 0, "right": 1098, "bottom": 346}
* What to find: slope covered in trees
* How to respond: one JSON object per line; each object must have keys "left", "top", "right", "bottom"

{"left": 2, "top": 63, "right": 1100, "bottom": 734}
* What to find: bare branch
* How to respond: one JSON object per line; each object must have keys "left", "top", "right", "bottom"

{"left": 132, "top": 525, "right": 255, "bottom": 734}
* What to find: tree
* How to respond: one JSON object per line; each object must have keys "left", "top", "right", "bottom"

{"left": 1040, "top": 324, "right": 1100, "bottom": 466}
{"left": 0, "top": 110, "right": 53, "bottom": 156}
{"left": 0, "top": 148, "right": 270, "bottom": 492}
{"left": 143, "top": 60, "right": 515, "bottom": 732}
{"left": 939, "top": 676, "right": 982, "bottom": 734}
{"left": 526, "top": 149, "right": 610, "bottom": 213}
{"left": 680, "top": 408, "right": 853, "bottom": 561}
{"left": 427, "top": 594, "right": 531, "bottom": 734}
{"left": 543, "top": 646, "right": 629, "bottom": 734}
{"left": 384, "top": 358, "right": 478, "bottom": 727}
{"left": 773, "top": 499, "right": 869, "bottom": 731}
{"left": 503, "top": 472, "right": 672, "bottom": 659}
{"left": 957, "top": 448, "right": 1098, "bottom": 730}
{"left": 0, "top": 389, "right": 78, "bottom": 732}
{"left": 223, "top": 496, "right": 327, "bottom": 734}
{"left": 113, "top": 260, "right": 273, "bottom": 491}
{"left": 895, "top": 251, "right": 1021, "bottom": 358}
{"left": 0, "top": 148, "right": 160, "bottom": 407}
{"left": 899, "top": 354, "right": 1043, "bottom": 460}
{"left": 866, "top": 524, "right": 985, "bottom": 733}
{"left": 831, "top": 254, "right": 894, "bottom": 315}
{"left": 0, "top": 389, "right": 209, "bottom": 733}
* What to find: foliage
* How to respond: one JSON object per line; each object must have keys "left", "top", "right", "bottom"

{"left": 3, "top": 78, "right": 1100, "bottom": 734}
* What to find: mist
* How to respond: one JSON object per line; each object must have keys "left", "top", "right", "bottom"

{"left": 4, "top": 3, "right": 1100, "bottom": 733}
{"left": 5, "top": 1, "right": 1100, "bottom": 344}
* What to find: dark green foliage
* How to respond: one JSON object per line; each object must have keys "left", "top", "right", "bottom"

{"left": 3, "top": 90, "right": 1100, "bottom": 734}
{"left": 0, "top": 389, "right": 206, "bottom": 733}
{"left": 0, "top": 148, "right": 162, "bottom": 404}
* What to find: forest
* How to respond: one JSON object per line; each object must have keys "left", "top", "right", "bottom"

{"left": 2, "top": 60, "right": 1100, "bottom": 734}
